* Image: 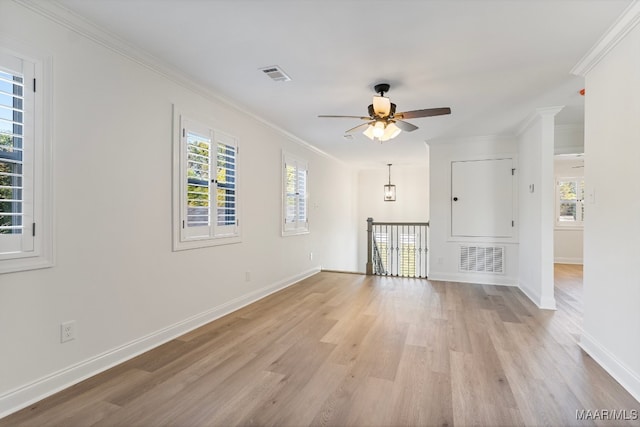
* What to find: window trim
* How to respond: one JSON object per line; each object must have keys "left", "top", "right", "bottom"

{"left": 282, "top": 151, "right": 309, "bottom": 236}
{"left": 0, "top": 42, "right": 53, "bottom": 274}
{"left": 172, "top": 107, "right": 241, "bottom": 251}
{"left": 555, "top": 176, "right": 584, "bottom": 229}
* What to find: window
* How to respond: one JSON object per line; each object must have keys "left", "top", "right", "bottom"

{"left": 399, "top": 234, "right": 417, "bottom": 277}
{"left": 0, "top": 46, "right": 51, "bottom": 274}
{"left": 556, "top": 177, "right": 584, "bottom": 227}
{"left": 282, "top": 152, "right": 308, "bottom": 235}
{"left": 173, "top": 113, "right": 240, "bottom": 251}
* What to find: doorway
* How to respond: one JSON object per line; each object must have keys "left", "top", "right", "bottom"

{"left": 553, "top": 153, "right": 585, "bottom": 312}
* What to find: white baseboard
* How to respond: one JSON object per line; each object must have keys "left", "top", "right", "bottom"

{"left": 0, "top": 267, "right": 321, "bottom": 419}
{"left": 427, "top": 272, "right": 518, "bottom": 287}
{"left": 518, "top": 279, "right": 557, "bottom": 310}
{"left": 554, "top": 257, "right": 583, "bottom": 265}
{"left": 579, "top": 331, "right": 640, "bottom": 403}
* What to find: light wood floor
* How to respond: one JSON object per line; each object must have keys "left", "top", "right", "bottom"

{"left": 2, "top": 267, "right": 638, "bottom": 426}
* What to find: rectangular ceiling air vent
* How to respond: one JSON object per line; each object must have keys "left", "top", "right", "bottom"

{"left": 459, "top": 245, "right": 504, "bottom": 274}
{"left": 259, "top": 65, "right": 291, "bottom": 82}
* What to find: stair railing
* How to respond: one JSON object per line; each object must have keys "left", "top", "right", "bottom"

{"left": 366, "top": 217, "right": 429, "bottom": 278}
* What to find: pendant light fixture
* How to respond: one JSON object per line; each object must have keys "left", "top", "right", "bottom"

{"left": 384, "top": 163, "right": 396, "bottom": 202}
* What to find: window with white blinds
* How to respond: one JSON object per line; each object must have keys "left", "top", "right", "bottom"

{"left": 556, "top": 177, "right": 584, "bottom": 227}
{"left": 0, "top": 46, "right": 52, "bottom": 273}
{"left": 174, "top": 114, "right": 240, "bottom": 250}
{"left": 282, "top": 152, "right": 309, "bottom": 235}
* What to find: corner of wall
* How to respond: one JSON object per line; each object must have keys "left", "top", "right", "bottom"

{"left": 518, "top": 279, "right": 557, "bottom": 310}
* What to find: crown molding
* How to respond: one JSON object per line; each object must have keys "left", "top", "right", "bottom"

{"left": 571, "top": 0, "right": 640, "bottom": 76}
{"left": 12, "top": 0, "right": 343, "bottom": 165}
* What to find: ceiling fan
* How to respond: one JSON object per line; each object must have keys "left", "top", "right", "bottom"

{"left": 318, "top": 83, "right": 451, "bottom": 142}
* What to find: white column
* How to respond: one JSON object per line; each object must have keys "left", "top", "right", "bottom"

{"left": 538, "top": 107, "right": 563, "bottom": 309}
{"left": 517, "top": 106, "right": 563, "bottom": 309}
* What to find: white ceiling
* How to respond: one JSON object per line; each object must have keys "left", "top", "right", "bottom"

{"left": 55, "top": 0, "right": 631, "bottom": 168}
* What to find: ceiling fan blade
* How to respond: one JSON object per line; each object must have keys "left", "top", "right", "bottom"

{"left": 395, "top": 107, "right": 451, "bottom": 119}
{"left": 394, "top": 120, "right": 419, "bottom": 132}
{"left": 318, "top": 115, "right": 371, "bottom": 120}
{"left": 344, "top": 122, "right": 371, "bottom": 134}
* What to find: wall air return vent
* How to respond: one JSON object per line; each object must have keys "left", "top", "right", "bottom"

{"left": 459, "top": 245, "right": 504, "bottom": 274}
{"left": 259, "top": 65, "right": 291, "bottom": 82}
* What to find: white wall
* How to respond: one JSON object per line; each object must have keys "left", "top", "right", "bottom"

{"left": 517, "top": 108, "right": 560, "bottom": 310}
{"left": 578, "top": 8, "right": 640, "bottom": 402}
{"left": 356, "top": 162, "right": 429, "bottom": 272}
{"left": 553, "top": 156, "right": 584, "bottom": 264}
{"left": 0, "top": 2, "right": 358, "bottom": 415}
{"left": 428, "top": 137, "right": 519, "bottom": 285}
{"left": 554, "top": 229, "right": 583, "bottom": 264}
{"left": 555, "top": 124, "right": 584, "bottom": 154}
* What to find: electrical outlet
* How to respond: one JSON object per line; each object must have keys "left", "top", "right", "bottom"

{"left": 61, "top": 321, "right": 76, "bottom": 343}
{"left": 309, "top": 252, "right": 313, "bottom": 261}
{"left": 245, "top": 271, "right": 251, "bottom": 282}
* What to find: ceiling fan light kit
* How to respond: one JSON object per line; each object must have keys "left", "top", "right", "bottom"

{"left": 383, "top": 122, "right": 401, "bottom": 140}
{"left": 318, "top": 83, "right": 451, "bottom": 143}
{"left": 373, "top": 121, "right": 386, "bottom": 137}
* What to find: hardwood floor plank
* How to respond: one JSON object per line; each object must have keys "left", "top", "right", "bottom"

{"left": 324, "top": 314, "right": 377, "bottom": 365}
{"left": 91, "top": 349, "right": 260, "bottom": 427}
{"left": 345, "top": 376, "right": 396, "bottom": 427}
{"left": 8, "top": 370, "right": 150, "bottom": 427}
{"left": 489, "top": 294, "right": 522, "bottom": 323}
{"left": 447, "top": 308, "right": 473, "bottom": 353}
{"left": 406, "top": 317, "right": 450, "bottom": 374}
{"left": 241, "top": 361, "right": 349, "bottom": 427}
{"left": 180, "top": 369, "right": 287, "bottom": 427}
{"left": 361, "top": 317, "right": 409, "bottom": 381}
{"left": 105, "top": 329, "right": 238, "bottom": 407}
{"left": 390, "top": 344, "right": 453, "bottom": 426}
{"left": 451, "top": 349, "right": 525, "bottom": 427}
{"left": 308, "top": 368, "right": 366, "bottom": 426}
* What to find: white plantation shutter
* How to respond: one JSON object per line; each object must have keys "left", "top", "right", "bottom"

{"left": 182, "top": 119, "right": 213, "bottom": 240}
{"left": 296, "top": 166, "right": 307, "bottom": 223}
{"left": 284, "top": 162, "right": 296, "bottom": 224}
{"left": 178, "top": 116, "right": 239, "bottom": 247}
{"left": 0, "top": 52, "right": 35, "bottom": 256}
{"left": 214, "top": 133, "right": 238, "bottom": 236}
{"left": 283, "top": 152, "right": 308, "bottom": 235}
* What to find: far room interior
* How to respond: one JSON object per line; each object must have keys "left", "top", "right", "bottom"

{"left": 1, "top": 0, "right": 639, "bottom": 425}
{"left": 553, "top": 124, "right": 586, "bottom": 314}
